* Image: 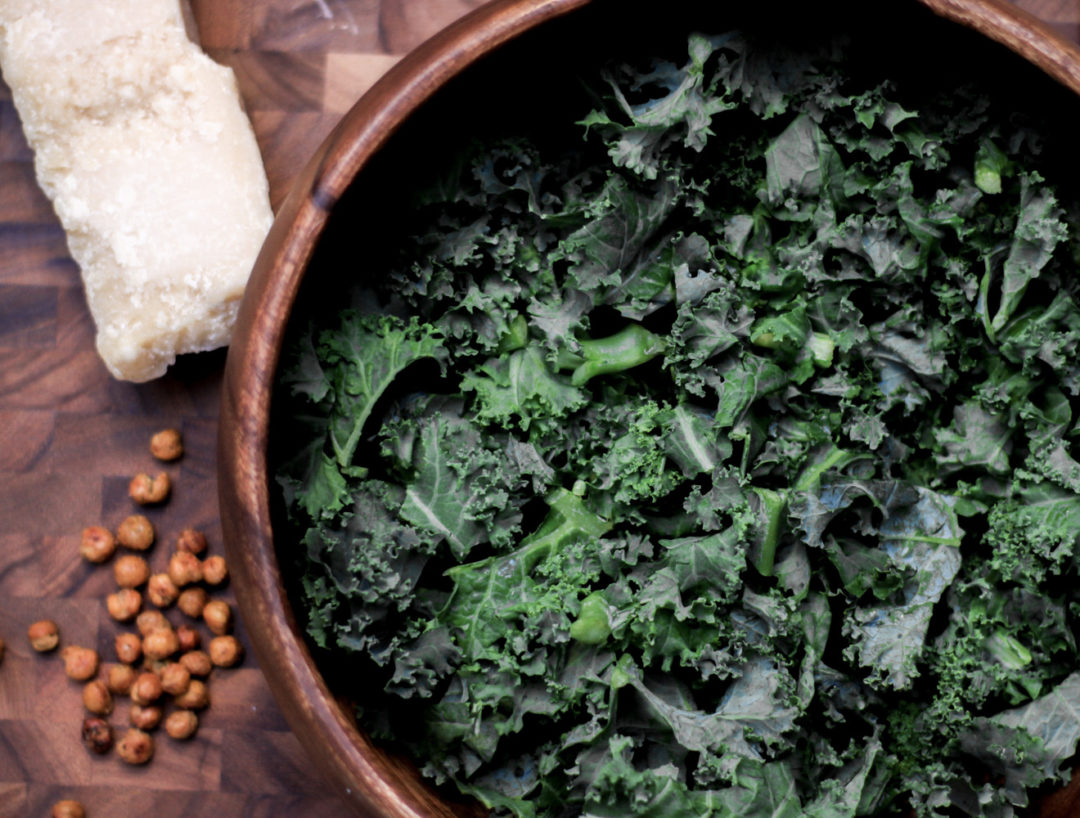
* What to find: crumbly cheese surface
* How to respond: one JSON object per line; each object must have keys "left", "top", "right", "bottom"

{"left": 0, "top": 0, "right": 273, "bottom": 381}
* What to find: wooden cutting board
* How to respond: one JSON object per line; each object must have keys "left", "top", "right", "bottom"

{"left": 0, "top": 1, "right": 1079, "bottom": 817}
{"left": 0, "top": 3, "right": 489, "bottom": 816}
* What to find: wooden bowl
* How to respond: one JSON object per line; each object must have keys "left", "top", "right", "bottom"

{"left": 218, "top": 1, "right": 1080, "bottom": 816}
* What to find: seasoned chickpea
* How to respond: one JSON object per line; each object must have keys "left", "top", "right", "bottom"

{"left": 159, "top": 662, "right": 191, "bottom": 696}
{"left": 82, "top": 716, "right": 114, "bottom": 754}
{"left": 167, "top": 551, "right": 203, "bottom": 587}
{"left": 143, "top": 627, "right": 180, "bottom": 661}
{"left": 128, "top": 471, "right": 171, "bottom": 505}
{"left": 135, "top": 610, "right": 169, "bottom": 637}
{"left": 116, "top": 514, "right": 154, "bottom": 551}
{"left": 130, "top": 671, "right": 163, "bottom": 706}
{"left": 114, "top": 632, "right": 142, "bottom": 664}
{"left": 202, "top": 599, "right": 232, "bottom": 636}
{"left": 150, "top": 427, "right": 183, "bottom": 461}
{"left": 208, "top": 635, "right": 244, "bottom": 668}
{"left": 80, "top": 525, "right": 117, "bottom": 563}
{"left": 201, "top": 555, "right": 228, "bottom": 586}
{"left": 105, "top": 588, "right": 142, "bottom": 622}
{"left": 142, "top": 657, "right": 168, "bottom": 676}
{"left": 52, "top": 800, "right": 86, "bottom": 818}
{"left": 175, "top": 528, "right": 207, "bottom": 555}
{"left": 129, "top": 703, "right": 163, "bottom": 731}
{"left": 146, "top": 573, "right": 179, "bottom": 607}
{"left": 82, "top": 679, "right": 113, "bottom": 715}
{"left": 176, "top": 624, "right": 200, "bottom": 653}
{"left": 0, "top": 635, "right": 5, "bottom": 664}
{"left": 179, "top": 650, "right": 212, "bottom": 677}
{"left": 173, "top": 678, "right": 209, "bottom": 710}
{"left": 61, "top": 646, "right": 99, "bottom": 681}
{"left": 116, "top": 728, "right": 154, "bottom": 764}
{"left": 28, "top": 619, "right": 59, "bottom": 652}
{"left": 106, "top": 663, "right": 137, "bottom": 695}
{"left": 113, "top": 554, "right": 150, "bottom": 588}
{"left": 164, "top": 709, "right": 199, "bottom": 740}
{"left": 176, "top": 587, "right": 208, "bottom": 619}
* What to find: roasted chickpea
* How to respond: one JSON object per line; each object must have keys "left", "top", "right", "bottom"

{"left": 61, "top": 646, "right": 99, "bottom": 681}
{"left": 113, "top": 554, "right": 150, "bottom": 588}
{"left": 179, "top": 650, "right": 212, "bottom": 677}
{"left": 114, "top": 632, "right": 142, "bottom": 665}
{"left": 128, "top": 471, "right": 171, "bottom": 505}
{"left": 135, "top": 609, "right": 169, "bottom": 637}
{"left": 202, "top": 599, "right": 232, "bottom": 636}
{"left": 52, "top": 800, "right": 86, "bottom": 818}
{"left": 159, "top": 662, "right": 191, "bottom": 696}
{"left": 142, "top": 657, "right": 167, "bottom": 676}
{"left": 143, "top": 627, "right": 179, "bottom": 661}
{"left": 129, "top": 703, "right": 163, "bottom": 731}
{"left": 175, "top": 528, "right": 207, "bottom": 555}
{"left": 0, "top": 635, "right": 6, "bottom": 664}
{"left": 167, "top": 551, "right": 203, "bottom": 587}
{"left": 208, "top": 635, "right": 244, "bottom": 668}
{"left": 105, "top": 588, "right": 142, "bottom": 622}
{"left": 164, "top": 709, "right": 199, "bottom": 740}
{"left": 28, "top": 619, "right": 59, "bottom": 652}
{"left": 201, "top": 554, "right": 228, "bottom": 586}
{"left": 116, "top": 728, "right": 154, "bottom": 764}
{"left": 116, "top": 514, "right": 154, "bottom": 551}
{"left": 176, "top": 624, "right": 200, "bottom": 653}
{"left": 82, "top": 716, "right": 114, "bottom": 754}
{"left": 173, "top": 678, "right": 209, "bottom": 710}
{"left": 130, "top": 671, "right": 163, "bottom": 706}
{"left": 80, "top": 525, "right": 117, "bottom": 563}
{"left": 150, "top": 428, "right": 183, "bottom": 461}
{"left": 106, "top": 663, "right": 137, "bottom": 696}
{"left": 146, "top": 573, "right": 179, "bottom": 607}
{"left": 176, "top": 587, "right": 208, "bottom": 619}
{"left": 82, "top": 679, "right": 113, "bottom": 715}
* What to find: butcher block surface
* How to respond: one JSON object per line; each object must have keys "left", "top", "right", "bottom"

{"left": 0, "top": 1, "right": 1079, "bottom": 817}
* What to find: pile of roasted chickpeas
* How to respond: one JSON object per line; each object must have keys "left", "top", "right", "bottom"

{"left": 20, "top": 428, "right": 243, "bottom": 818}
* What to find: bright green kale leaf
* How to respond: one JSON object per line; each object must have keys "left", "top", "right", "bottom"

{"left": 765, "top": 114, "right": 845, "bottom": 215}
{"left": 625, "top": 655, "right": 799, "bottom": 769}
{"left": 461, "top": 346, "right": 589, "bottom": 431}
{"left": 398, "top": 409, "right": 523, "bottom": 559}
{"left": 320, "top": 314, "right": 445, "bottom": 468}
{"left": 933, "top": 402, "right": 1013, "bottom": 476}
{"left": 275, "top": 24, "right": 1080, "bottom": 818}
{"left": 991, "top": 672, "right": 1080, "bottom": 782}
{"left": 983, "top": 482, "right": 1080, "bottom": 583}
{"left": 580, "top": 33, "right": 737, "bottom": 179}
{"left": 983, "top": 174, "right": 1068, "bottom": 336}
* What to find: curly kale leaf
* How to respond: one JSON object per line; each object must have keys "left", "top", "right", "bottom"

{"left": 275, "top": 25, "right": 1080, "bottom": 818}
{"left": 279, "top": 313, "right": 446, "bottom": 518}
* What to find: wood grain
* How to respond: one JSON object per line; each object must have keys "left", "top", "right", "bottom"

{"left": 0, "top": 2, "right": 479, "bottom": 817}
{"left": 2, "top": 1, "right": 1080, "bottom": 818}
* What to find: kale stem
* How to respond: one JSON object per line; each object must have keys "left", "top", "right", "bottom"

{"left": 571, "top": 324, "right": 666, "bottom": 386}
{"left": 793, "top": 444, "right": 871, "bottom": 492}
{"left": 750, "top": 487, "right": 786, "bottom": 576}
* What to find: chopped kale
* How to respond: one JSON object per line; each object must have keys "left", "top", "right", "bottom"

{"left": 275, "top": 29, "right": 1080, "bottom": 818}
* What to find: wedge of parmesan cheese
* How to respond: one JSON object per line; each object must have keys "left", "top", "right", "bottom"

{"left": 0, "top": 0, "right": 273, "bottom": 381}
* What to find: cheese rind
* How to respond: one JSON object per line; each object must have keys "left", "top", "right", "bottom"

{"left": 0, "top": 0, "right": 273, "bottom": 381}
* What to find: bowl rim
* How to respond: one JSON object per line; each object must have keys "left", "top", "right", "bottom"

{"left": 218, "top": 1, "right": 1080, "bottom": 816}
{"left": 218, "top": 1, "right": 589, "bottom": 815}
{"left": 922, "top": 0, "right": 1080, "bottom": 97}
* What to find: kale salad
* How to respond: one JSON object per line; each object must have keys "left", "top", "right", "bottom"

{"left": 273, "top": 12, "right": 1080, "bottom": 818}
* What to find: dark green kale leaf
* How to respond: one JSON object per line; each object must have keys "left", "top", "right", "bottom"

{"left": 275, "top": 25, "right": 1080, "bottom": 818}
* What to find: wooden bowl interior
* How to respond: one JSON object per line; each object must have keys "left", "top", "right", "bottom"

{"left": 223, "top": 0, "right": 1080, "bottom": 816}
